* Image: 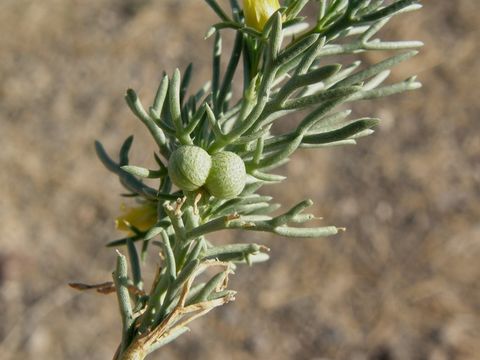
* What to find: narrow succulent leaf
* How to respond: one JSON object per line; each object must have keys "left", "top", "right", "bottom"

{"left": 235, "top": 252, "right": 270, "bottom": 264}
{"left": 203, "top": 243, "right": 264, "bottom": 258}
{"left": 300, "top": 139, "right": 356, "bottom": 148}
{"left": 350, "top": 129, "right": 375, "bottom": 139}
{"left": 125, "top": 89, "right": 167, "bottom": 149}
{"left": 296, "top": 63, "right": 342, "bottom": 88}
{"left": 285, "top": 0, "right": 310, "bottom": 20}
{"left": 106, "top": 234, "right": 144, "bottom": 248}
{"left": 361, "top": 0, "right": 420, "bottom": 22}
{"left": 297, "top": 88, "right": 361, "bottom": 133}
{"left": 315, "top": 42, "right": 365, "bottom": 58}
{"left": 126, "top": 239, "right": 142, "bottom": 290}
{"left": 275, "top": 34, "right": 319, "bottom": 66}
{"left": 276, "top": 53, "right": 304, "bottom": 79}
{"left": 207, "top": 21, "right": 263, "bottom": 38}
{"left": 308, "top": 117, "right": 371, "bottom": 134}
{"left": 211, "top": 66, "right": 277, "bottom": 151}
{"left": 184, "top": 238, "right": 205, "bottom": 265}
{"left": 268, "top": 12, "right": 283, "bottom": 60}
{"left": 189, "top": 207, "right": 340, "bottom": 238}
{"left": 238, "top": 215, "right": 272, "bottom": 222}
{"left": 250, "top": 170, "right": 286, "bottom": 183}
{"left": 224, "top": 202, "right": 272, "bottom": 215}
{"left": 212, "top": 31, "right": 222, "bottom": 112}
{"left": 139, "top": 268, "right": 170, "bottom": 333}
{"left": 112, "top": 251, "right": 134, "bottom": 352}
{"left": 195, "top": 81, "right": 211, "bottom": 103}
{"left": 247, "top": 203, "right": 281, "bottom": 215}
{"left": 184, "top": 206, "right": 201, "bottom": 232}
{"left": 293, "top": 36, "right": 326, "bottom": 76}
{"left": 147, "top": 327, "right": 190, "bottom": 354}
{"left": 361, "top": 17, "right": 390, "bottom": 42}
{"left": 302, "top": 118, "right": 379, "bottom": 144}
{"left": 204, "top": 0, "right": 231, "bottom": 21}
{"left": 229, "top": 126, "right": 269, "bottom": 146}
{"left": 318, "top": 0, "right": 348, "bottom": 28}
{"left": 317, "top": 0, "right": 349, "bottom": 36}
{"left": 334, "top": 51, "right": 418, "bottom": 88}
{"left": 362, "top": 70, "right": 391, "bottom": 91}
{"left": 119, "top": 136, "right": 134, "bottom": 166}
{"left": 282, "top": 86, "right": 359, "bottom": 110}
{"left": 120, "top": 193, "right": 139, "bottom": 198}
{"left": 216, "top": 32, "right": 243, "bottom": 111}
{"left": 290, "top": 213, "right": 316, "bottom": 224}
{"left": 95, "top": 141, "right": 159, "bottom": 200}
{"left": 348, "top": 77, "right": 422, "bottom": 101}
{"left": 120, "top": 165, "right": 166, "bottom": 179}
{"left": 254, "top": 134, "right": 302, "bottom": 169}
{"left": 229, "top": 0, "right": 241, "bottom": 16}
{"left": 205, "top": 103, "right": 226, "bottom": 141}
{"left": 161, "top": 259, "right": 201, "bottom": 312}
{"left": 307, "top": 109, "right": 352, "bottom": 133}
{"left": 258, "top": 158, "right": 290, "bottom": 172}
{"left": 184, "top": 105, "right": 207, "bottom": 135}
{"left": 152, "top": 74, "right": 169, "bottom": 115}
{"left": 272, "top": 199, "right": 313, "bottom": 226}
{"left": 148, "top": 110, "right": 177, "bottom": 136}
{"left": 282, "top": 21, "right": 310, "bottom": 37}
{"left": 364, "top": 40, "right": 424, "bottom": 50}
{"left": 145, "top": 221, "right": 172, "bottom": 240}
{"left": 188, "top": 272, "right": 226, "bottom": 304}
{"left": 273, "top": 225, "right": 339, "bottom": 237}
{"left": 161, "top": 230, "right": 176, "bottom": 279}
{"left": 252, "top": 135, "right": 265, "bottom": 164}
{"left": 169, "top": 69, "right": 191, "bottom": 145}
{"left": 207, "top": 289, "right": 237, "bottom": 301}
{"left": 212, "top": 195, "right": 273, "bottom": 216}
{"left": 336, "top": 25, "right": 370, "bottom": 38}
{"left": 240, "top": 180, "right": 265, "bottom": 196}
{"left": 180, "top": 63, "right": 193, "bottom": 105}
{"left": 356, "top": 0, "right": 383, "bottom": 18}
{"left": 276, "top": 63, "right": 340, "bottom": 103}
{"left": 186, "top": 216, "right": 235, "bottom": 240}
{"left": 319, "top": 61, "right": 362, "bottom": 89}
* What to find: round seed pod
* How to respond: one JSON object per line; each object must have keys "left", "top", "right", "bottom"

{"left": 168, "top": 145, "right": 212, "bottom": 191}
{"left": 205, "top": 151, "right": 246, "bottom": 199}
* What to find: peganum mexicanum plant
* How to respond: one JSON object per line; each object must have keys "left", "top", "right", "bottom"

{"left": 70, "top": 1, "right": 423, "bottom": 359}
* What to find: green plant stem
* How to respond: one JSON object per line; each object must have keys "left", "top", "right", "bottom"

{"left": 118, "top": 345, "right": 147, "bottom": 360}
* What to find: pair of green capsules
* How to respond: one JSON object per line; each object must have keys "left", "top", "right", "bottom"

{"left": 168, "top": 145, "right": 246, "bottom": 199}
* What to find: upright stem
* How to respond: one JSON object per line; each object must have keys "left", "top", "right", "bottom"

{"left": 117, "top": 342, "right": 147, "bottom": 360}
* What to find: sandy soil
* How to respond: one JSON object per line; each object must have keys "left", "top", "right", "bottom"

{"left": 1, "top": 0, "right": 479, "bottom": 359}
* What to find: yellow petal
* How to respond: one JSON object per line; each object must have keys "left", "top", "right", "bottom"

{"left": 244, "top": 0, "right": 281, "bottom": 31}
{"left": 115, "top": 202, "right": 157, "bottom": 234}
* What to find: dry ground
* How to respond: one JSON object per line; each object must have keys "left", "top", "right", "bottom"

{"left": 0, "top": 1, "right": 479, "bottom": 359}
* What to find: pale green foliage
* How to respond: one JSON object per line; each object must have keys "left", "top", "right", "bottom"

{"left": 89, "top": 1, "right": 423, "bottom": 359}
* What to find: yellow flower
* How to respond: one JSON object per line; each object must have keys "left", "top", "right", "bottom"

{"left": 115, "top": 202, "right": 157, "bottom": 234}
{"left": 244, "top": 0, "right": 281, "bottom": 31}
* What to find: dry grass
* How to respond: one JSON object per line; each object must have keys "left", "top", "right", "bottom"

{"left": 1, "top": 1, "right": 479, "bottom": 359}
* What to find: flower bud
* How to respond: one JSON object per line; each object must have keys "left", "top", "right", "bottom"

{"left": 205, "top": 151, "right": 246, "bottom": 199}
{"left": 168, "top": 145, "right": 212, "bottom": 191}
{"left": 243, "top": 0, "right": 281, "bottom": 31}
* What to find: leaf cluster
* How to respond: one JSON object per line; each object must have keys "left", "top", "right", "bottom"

{"left": 89, "top": 1, "right": 423, "bottom": 358}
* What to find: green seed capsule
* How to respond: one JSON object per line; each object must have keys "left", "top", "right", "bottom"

{"left": 205, "top": 151, "right": 246, "bottom": 199}
{"left": 168, "top": 145, "right": 212, "bottom": 191}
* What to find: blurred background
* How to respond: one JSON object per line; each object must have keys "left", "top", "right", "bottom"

{"left": 0, "top": 1, "right": 479, "bottom": 359}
